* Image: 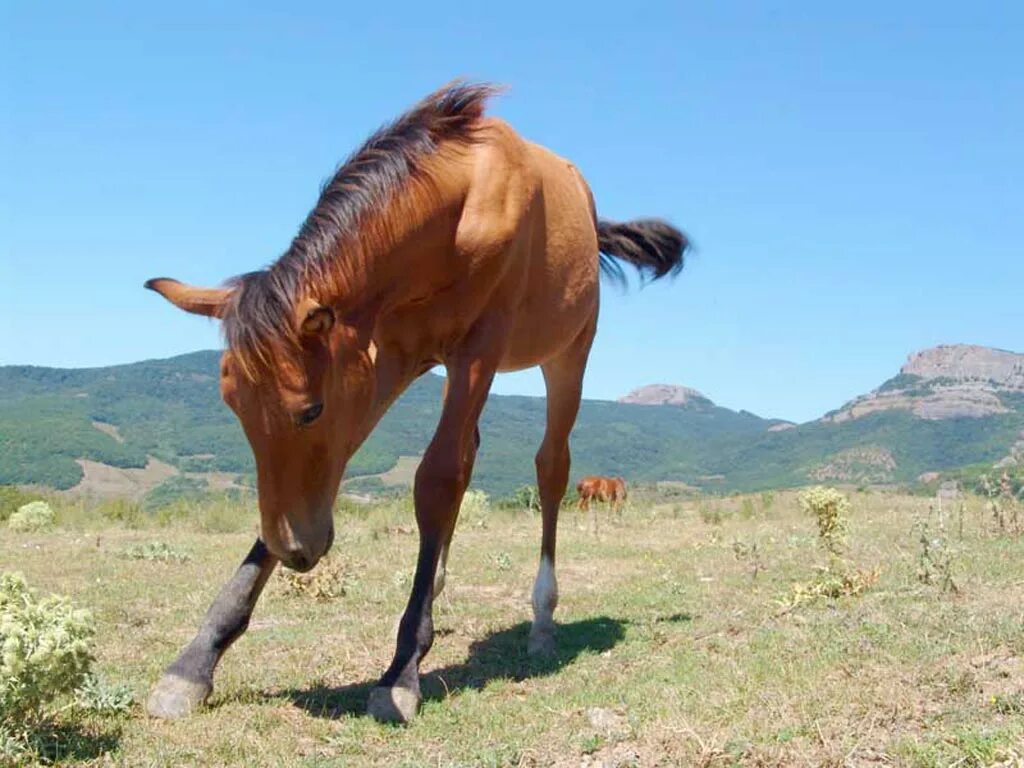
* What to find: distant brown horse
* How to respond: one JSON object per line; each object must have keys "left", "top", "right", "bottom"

{"left": 576, "top": 476, "right": 628, "bottom": 532}
{"left": 144, "top": 82, "right": 686, "bottom": 724}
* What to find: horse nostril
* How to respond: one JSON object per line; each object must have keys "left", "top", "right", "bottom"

{"left": 285, "top": 550, "right": 314, "bottom": 573}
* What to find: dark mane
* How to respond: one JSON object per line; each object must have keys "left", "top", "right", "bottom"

{"left": 223, "top": 81, "right": 499, "bottom": 376}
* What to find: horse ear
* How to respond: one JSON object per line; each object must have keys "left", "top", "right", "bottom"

{"left": 145, "top": 278, "right": 231, "bottom": 318}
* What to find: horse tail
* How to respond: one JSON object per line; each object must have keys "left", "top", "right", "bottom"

{"left": 596, "top": 218, "right": 687, "bottom": 285}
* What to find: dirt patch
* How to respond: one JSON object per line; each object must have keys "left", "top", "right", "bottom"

{"left": 66, "top": 457, "right": 179, "bottom": 499}
{"left": 192, "top": 471, "right": 244, "bottom": 492}
{"left": 379, "top": 455, "right": 421, "bottom": 486}
{"left": 348, "top": 454, "right": 422, "bottom": 488}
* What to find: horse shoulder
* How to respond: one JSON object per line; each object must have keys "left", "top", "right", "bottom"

{"left": 455, "top": 119, "right": 540, "bottom": 261}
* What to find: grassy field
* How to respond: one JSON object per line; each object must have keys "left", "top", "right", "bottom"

{"left": 2, "top": 488, "right": 1023, "bottom": 767}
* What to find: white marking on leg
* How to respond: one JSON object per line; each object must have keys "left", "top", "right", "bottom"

{"left": 531, "top": 555, "right": 558, "bottom": 629}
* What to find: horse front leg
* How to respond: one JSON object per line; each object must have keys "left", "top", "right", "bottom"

{"left": 146, "top": 539, "right": 277, "bottom": 719}
{"left": 367, "top": 436, "right": 480, "bottom": 724}
{"left": 367, "top": 333, "right": 499, "bottom": 724}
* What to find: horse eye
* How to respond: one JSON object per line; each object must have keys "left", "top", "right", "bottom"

{"left": 295, "top": 402, "right": 323, "bottom": 427}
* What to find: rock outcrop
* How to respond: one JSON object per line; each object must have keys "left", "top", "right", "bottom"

{"left": 618, "top": 384, "right": 713, "bottom": 408}
{"left": 824, "top": 345, "right": 1024, "bottom": 423}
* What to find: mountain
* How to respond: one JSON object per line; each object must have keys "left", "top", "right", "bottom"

{"left": 2, "top": 344, "right": 1021, "bottom": 500}
{"left": 824, "top": 345, "right": 1024, "bottom": 422}
{"left": 0, "top": 351, "right": 776, "bottom": 499}
{"left": 618, "top": 384, "right": 713, "bottom": 408}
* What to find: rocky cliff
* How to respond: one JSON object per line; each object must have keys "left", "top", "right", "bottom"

{"left": 824, "top": 345, "right": 1024, "bottom": 423}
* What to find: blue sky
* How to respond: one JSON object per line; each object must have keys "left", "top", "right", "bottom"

{"left": 2, "top": 2, "right": 1022, "bottom": 423}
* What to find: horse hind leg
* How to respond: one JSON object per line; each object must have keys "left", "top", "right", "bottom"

{"left": 530, "top": 328, "right": 593, "bottom": 656}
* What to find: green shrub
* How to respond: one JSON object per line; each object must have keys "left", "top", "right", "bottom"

{"left": 798, "top": 486, "right": 850, "bottom": 557}
{"left": 507, "top": 485, "right": 540, "bottom": 512}
{"left": 739, "top": 497, "right": 755, "bottom": 519}
{"left": 459, "top": 489, "right": 491, "bottom": 527}
{"left": 120, "top": 542, "right": 192, "bottom": 563}
{"left": 0, "top": 573, "right": 95, "bottom": 728}
{"left": 74, "top": 673, "right": 134, "bottom": 715}
{"left": 785, "top": 566, "right": 880, "bottom": 608}
{"left": 699, "top": 503, "right": 726, "bottom": 525}
{"left": 914, "top": 506, "right": 958, "bottom": 593}
{"left": 8, "top": 501, "right": 56, "bottom": 533}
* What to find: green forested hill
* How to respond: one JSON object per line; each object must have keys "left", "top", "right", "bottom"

{"left": 1, "top": 350, "right": 1022, "bottom": 497}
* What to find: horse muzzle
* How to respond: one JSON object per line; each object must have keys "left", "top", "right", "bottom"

{"left": 278, "top": 524, "right": 334, "bottom": 573}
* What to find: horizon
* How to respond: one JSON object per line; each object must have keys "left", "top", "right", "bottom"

{"left": 3, "top": 3, "right": 1023, "bottom": 423}
{"left": 4, "top": 340, "right": 1020, "bottom": 426}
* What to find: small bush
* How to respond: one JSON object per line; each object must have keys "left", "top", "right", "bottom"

{"left": 978, "top": 471, "right": 1022, "bottom": 536}
{"left": 8, "top": 501, "right": 56, "bottom": 533}
{"left": 459, "top": 489, "right": 491, "bottom": 527}
{"left": 785, "top": 566, "right": 880, "bottom": 608}
{"left": 739, "top": 498, "right": 755, "bottom": 519}
{"left": 0, "top": 573, "right": 95, "bottom": 728}
{"left": 499, "top": 485, "right": 539, "bottom": 513}
{"left": 74, "top": 674, "right": 134, "bottom": 715}
{"left": 798, "top": 486, "right": 850, "bottom": 557}
{"left": 732, "top": 539, "right": 765, "bottom": 580}
{"left": 699, "top": 503, "right": 726, "bottom": 525}
{"left": 120, "top": 542, "right": 192, "bottom": 563}
{"left": 914, "top": 506, "right": 958, "bottom": 593}
{"left": 491, "top": 551, "right": 513, "bottom": 571}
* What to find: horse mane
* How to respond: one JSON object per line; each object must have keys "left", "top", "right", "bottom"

{"left": 223, "top": 81, "right": 499, "bottom": 378}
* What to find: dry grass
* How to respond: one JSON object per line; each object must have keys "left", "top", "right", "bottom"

{"left": 1, "top": 489, "right": 1022, "bottom": 766}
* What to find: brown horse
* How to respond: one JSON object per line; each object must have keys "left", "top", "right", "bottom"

{"left": 576, "top": 476, "right": 628, "bottom": 532}
{"left": 576, "top": 476, "right": 627, "bottom": 513}
{"left": 143, "top": 82, "right": 686, "bottom": 724}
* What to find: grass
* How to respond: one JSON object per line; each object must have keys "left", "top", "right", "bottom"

{"left": 1, "top": 488, "right": 1022, "bottom": 766}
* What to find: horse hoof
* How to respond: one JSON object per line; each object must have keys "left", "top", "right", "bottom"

{"left": 145, "top": 674, "right": 211, "bottom": 720}
{"left": 367, "top": 685, "right": 420, "bottom": 724}
{"left": 528, "top": 628, "right": 557, "bottom": 657}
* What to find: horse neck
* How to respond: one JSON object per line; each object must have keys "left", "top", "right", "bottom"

{"left": 323, "top": 154, "right": 469, "bottom": 315}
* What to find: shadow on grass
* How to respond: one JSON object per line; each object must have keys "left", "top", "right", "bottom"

{"left": 21, "top": 723, "right": 121, "bottom": 764}
{"left": 287, "top": 616, "right": 629, "bottom": 719}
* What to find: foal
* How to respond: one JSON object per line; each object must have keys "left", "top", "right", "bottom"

{"left": 576, "top": 475, "right": 628, "bottom": 533}
{"left": 144, "top": 82, "right": 686, "bottom": 723}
